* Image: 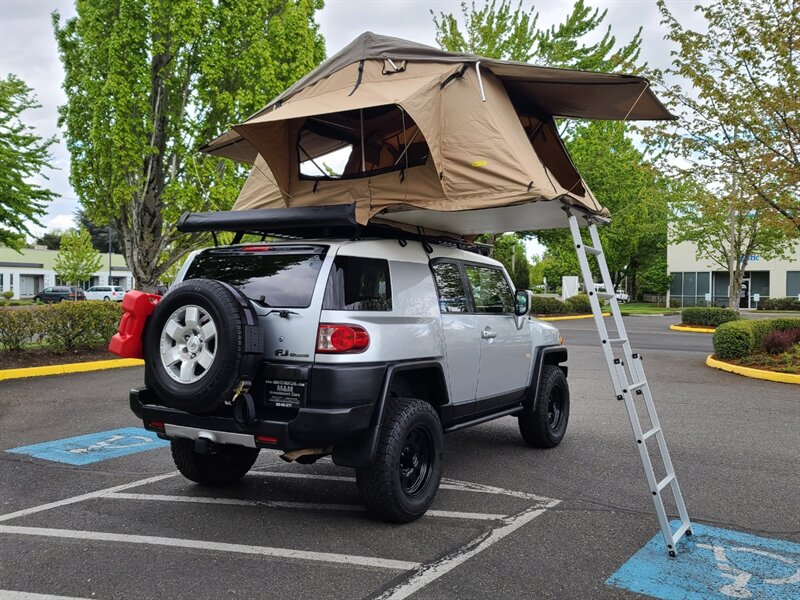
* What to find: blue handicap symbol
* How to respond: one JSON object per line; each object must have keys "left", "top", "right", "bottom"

{"left": 608, "top": 520, "right": 800, "bottom": 599}
{"left": 6, "top": 427, "right": 169, "bottom": 465}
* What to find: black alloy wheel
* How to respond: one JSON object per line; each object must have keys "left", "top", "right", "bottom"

{"left": 399, "top": 426, "right": 435, "bottom": 497}
{"left": 518, "top": 364, "right": 570, "bottom": 448}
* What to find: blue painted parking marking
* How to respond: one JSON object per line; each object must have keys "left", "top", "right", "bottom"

{"left": 6, "top": 427, "right": 169, "bottom": 465}
{"left": 608, "top": 520, "right": 800, "bottom": 599}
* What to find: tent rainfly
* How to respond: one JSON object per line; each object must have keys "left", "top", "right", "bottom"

{"left": 199, "top": 32, "right": 675, "bottom": 236}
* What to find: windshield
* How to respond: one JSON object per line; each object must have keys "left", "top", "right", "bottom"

{"left": 185, "top": 245, "right": 327, "bottom": 308}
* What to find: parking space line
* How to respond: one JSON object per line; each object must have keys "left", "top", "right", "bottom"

{"left": 374, "top": 501, "right": 561, "bottom": 600}
{"left": 105, "top": 492, "right": 507, "bottom": 521}
{"left": 0, "top": 591, "right": 95, "bottom": 600}
{"left": 249, "top": 470, "right": 557, "bottom": 505}
{"left": 0, "top": 473, "right": 178, "bottom": 524}
{"left": 0, "top": 525, "right": 421, "bottom": 571}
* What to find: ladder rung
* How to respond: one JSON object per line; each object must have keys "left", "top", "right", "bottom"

{"left": 597, "top": 292, "right": 615, "bottom": 299}
{"left": 583, "top": 245, "right": 603, "bottom": 256}
{"left": 657, "top": 474, "right": 675, "bottom": 492}
{"left": 607, "top": 337, "right": 628, "bottom": 344}
{"left": 642, "top": 427, "right": 660, "bottom": 440}
{"left": 629, "top": 380, "right": 647, "bottom": 392}
{"left": 671, "top": 520, "right": 692, "bottom": 545}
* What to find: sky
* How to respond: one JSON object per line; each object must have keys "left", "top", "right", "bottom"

{"left": 0, "top": 0, "right": 706, "bottom": 258}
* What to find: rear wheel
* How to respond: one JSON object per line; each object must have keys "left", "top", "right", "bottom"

{"left": 519, "top": 365, "right": 570, "bottom": 448}
{"left": 170, "top": 439, "right": 259, "bottom": 486}
{"left": 103, "top": 296, "right": 110, "bottom": 301}
{"left": 356, "top": 398, "right": 443, "bottom": 523}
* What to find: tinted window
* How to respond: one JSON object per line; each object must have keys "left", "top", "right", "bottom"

{"left": 431, "top": 262, "right": 467, "bottom": 313}
{"left": 465, "top": 265, "right": 514, "bottom": 313}
{"left": 186, "top": 245, "right": 327, "bottom": 308}
{"left": 323, "top": 256, "right": 392, "bottom": 311}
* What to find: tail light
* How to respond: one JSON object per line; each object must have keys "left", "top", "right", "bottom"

{"left": 317, "top": 323, "right": 369, "bottom": 353}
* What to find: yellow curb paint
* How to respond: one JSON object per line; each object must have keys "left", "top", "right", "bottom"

{"left": 670, "top": 324, "right": 716, "bottom": 333}
{"left": 705, "top": 354, "right": 800, "bottom": 385}
{"left": 0, "top": 358, "right": 144, "bottom": 382}
{"left": 538, "top": 312, "right": 610, "bottom": 321}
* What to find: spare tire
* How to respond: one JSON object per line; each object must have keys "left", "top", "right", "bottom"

{"left": 143, "top": 278, "right": 263, "bottom": 415}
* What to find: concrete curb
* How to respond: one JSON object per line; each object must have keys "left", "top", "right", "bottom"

{"left": 0, "top": 358, "right": 144, "bottom": 382}
{"left": 670, "top": 324, "right": 716, "bottom": 334}
{"left": 706, "top": 354, "right": 800, "bottom": 385}
{"left": 538, "top": 312, "right": 610, "bottom": 321}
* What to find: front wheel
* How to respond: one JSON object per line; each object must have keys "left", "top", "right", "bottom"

{"left": 356, "top": 398, "right": 443, "bottom": 523}
{"left": 170, "top": 439, "right": 259, "bottom": 486}
{"left": 519, "top": 365, "right": 570, "bottom": 448}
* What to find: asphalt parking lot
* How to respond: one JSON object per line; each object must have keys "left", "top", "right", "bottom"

{"left": 1, "top": 315, "right": 798, "bottom": 599}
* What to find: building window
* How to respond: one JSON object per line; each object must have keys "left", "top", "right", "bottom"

{"left": 670, "top": 271, "right": 712, "bottom": 307}
{"left": 787, "top": 272, "right": 800, "bottom": 297}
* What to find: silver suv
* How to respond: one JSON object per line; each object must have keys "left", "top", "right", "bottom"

{"left": 130, "top": 236, "right": 569, "bottom": 522}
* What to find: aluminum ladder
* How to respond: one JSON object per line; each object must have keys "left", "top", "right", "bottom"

{"left": 568, "top": 212, "right": 692, "bottom": 556}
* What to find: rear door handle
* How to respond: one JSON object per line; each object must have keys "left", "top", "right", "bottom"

{"left": 481, "top": 329, "right": 497, "bottom": 339}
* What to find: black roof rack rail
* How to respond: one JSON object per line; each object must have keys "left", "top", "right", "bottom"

{"left": 176, "top": 203, "right": 490, "bottom": 256}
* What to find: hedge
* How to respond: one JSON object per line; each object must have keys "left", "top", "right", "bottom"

{"left": 0, "top": 302, "right": 123, "bottom": 352}
{"left": 713, "top": 318, "right": 800, "bottom": 359}
{"left": 758, "top": 297, "right": 800, "bottom": 311}
{"left": 564, "top": 293, "right": 592, "bottom": 314}
{"left": 681, "top": 307, "right": 739, "bottom": 327}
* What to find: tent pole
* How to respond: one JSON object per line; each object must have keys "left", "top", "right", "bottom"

{"left": 360, "top": 108, "right": 366, "bottom": 172}
{"left": 475, "top": 61, "right": 486, "bottom": 102}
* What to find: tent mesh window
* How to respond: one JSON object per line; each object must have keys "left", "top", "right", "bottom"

{"left": 297, "top": 104, "right": 429, "bottom": 180}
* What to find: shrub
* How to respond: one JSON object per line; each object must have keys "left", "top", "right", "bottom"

{"left": 759, "top": 297, "right": 800, "bottom": 311}
{"left": 564, "top": 293, "right": 591, "bottom": 314}
{"left": 0, "top": 309, "right": 35, "bottom": 351}
{"left": 531, "top": 296, "right": 566, "bottom": 314}
{"left": 38, "top": 301, "right": 123, "bottom": 351}
{"left": 669, "top": 298, "right": 681, "bottom": 308}
{"left": 761, "top": 328, "right": 800, "bottom": 355}
{"left": 713, "top": 318, "right": 800, "bottom": 359}
{"left": 2, "top": 291, "right": 13, "bottom": 300}
{"left": 682, "top": 307, "right": 739, "bottom": 327}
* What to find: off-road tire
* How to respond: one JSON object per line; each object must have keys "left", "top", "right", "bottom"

{"left": 170, "top": 439, "right": 259, "bottom": 486}
{"left": 143, "top": 278, "right": 260, "bottom": 414}
{"left": 519, "top": 365, "right": 570, "bottom": 448}
{"left": 356, "top": 398, "right": 443, "bottom": 523}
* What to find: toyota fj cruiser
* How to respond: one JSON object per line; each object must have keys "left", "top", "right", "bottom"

{"left": 123, "top": 231, "right": 569, "bottom": 522}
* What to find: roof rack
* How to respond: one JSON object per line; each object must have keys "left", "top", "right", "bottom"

{"left": 176, "top": 204, "right": 490, "bottom": 256}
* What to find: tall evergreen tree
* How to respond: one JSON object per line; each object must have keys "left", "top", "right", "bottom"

{"left": 54, "top": 0, "right": 326, "bottom": 290}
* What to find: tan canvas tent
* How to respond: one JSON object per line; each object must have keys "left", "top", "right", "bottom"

{"left": 199, "top": 32, "right": 674, "bottom": 236}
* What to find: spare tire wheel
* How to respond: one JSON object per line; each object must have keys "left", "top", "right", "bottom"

{"left": 143, "top": 278, "right": 262, "bottom": 415}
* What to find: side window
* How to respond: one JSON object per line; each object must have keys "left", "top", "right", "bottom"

{"left": 323, "top": 256, "right": 392, "bottom": 311}
{"left": 431, "top": 262, "right": 467, "bottom": 313}
{"left": 465, "top": 265, "right": 514, "bottom": 314}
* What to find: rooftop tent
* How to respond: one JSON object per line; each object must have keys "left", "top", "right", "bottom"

{"left": 199, "top": 32, "right": 674, "bottom": 236}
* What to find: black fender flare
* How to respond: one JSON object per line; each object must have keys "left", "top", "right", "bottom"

{"left": 332, "top": 360, "right": 448, "bottom": 468}
{"left": 524, "top": 345, "right": 568, "bottom": 412}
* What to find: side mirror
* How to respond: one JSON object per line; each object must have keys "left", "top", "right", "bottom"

{"left": 514, "top": 289, "right": 533, "bottom": 316}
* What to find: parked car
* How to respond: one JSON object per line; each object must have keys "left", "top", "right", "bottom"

{"left": 34, "top": 286, "right": 86, "bottom": 303}
{"left": 615, "top": 290, "right": 629, "bottom": 303}
{"left": 120, "top": 232, "right": 570, "bottom": 523}
{"left": 84, "top": 285, "right": 126, "bottom": 301}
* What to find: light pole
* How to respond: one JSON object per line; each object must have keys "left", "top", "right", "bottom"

{"left": 108, "top": 224, "right": 112, "bottom": 286}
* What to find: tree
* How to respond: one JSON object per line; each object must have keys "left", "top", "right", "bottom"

{"left": 432, "top": 0, "right": 642, "bottom": 71}
{"left": 75, "top": 209, "right": 121, "bottom": 254}
{"left": 54, "top": 0, "right": 325, "bottom": 291}
{"left": 54, "top": 228, "right": 103, "bottom": 287}
{"left": 0, "top": 74, "right": 57, "bottom": 251}
{"left": 656, "top": 0, "right": 800, "bottom": 232}
{"left": 671, "top": 178, "right": 795, "bottom": 311}
{"left": 492, "top": 234, "right": 530, "bottom": 289}
{"left": 35, "top": 229, "right": 66, "bottom": 250}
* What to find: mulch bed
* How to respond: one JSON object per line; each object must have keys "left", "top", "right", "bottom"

{"left": 726, "top": 351, "right": 800, "bottom": 375}
{"left": 0, "top": 348, "right": 121, "bottom": 370}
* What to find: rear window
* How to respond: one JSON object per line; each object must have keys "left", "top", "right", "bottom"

{"left": 322, "top": 256, "right": 392, "bottom": 311}
{"left": 185, "top": 245, "right": 328, "bottom": 308}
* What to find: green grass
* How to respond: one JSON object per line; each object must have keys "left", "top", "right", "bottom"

{"left": 612, "top": 302, "right": 680, "bottom": 316}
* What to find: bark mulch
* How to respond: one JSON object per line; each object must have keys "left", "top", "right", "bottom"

{"left": 0, "top": 348, "right": 121, "bottom": 371}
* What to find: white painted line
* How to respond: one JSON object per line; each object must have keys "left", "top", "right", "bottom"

{"left": 0, "top": 525, "right": 420, "bottom": 571}
{"left": 0, "top": 472, "right": 178, "bottom": 524}
{"left": 375, "top": 500, "right": 561, "bottom": 600}
{"left": 0, "top": 592, "right": 94, "bottom": 600}
{"left": 250, "top": 471, "right": 558, "bottom": 505}
{"left": 106, "top": 492, "right": 507, "bottom": 521}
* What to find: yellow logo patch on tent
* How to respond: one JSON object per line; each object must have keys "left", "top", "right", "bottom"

{"left": 471, "top": 161, "right": 488, "bottom": 168}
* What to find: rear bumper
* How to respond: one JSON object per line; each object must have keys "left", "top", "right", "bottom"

{"left": 130, "top": 386, "right": 375, "bottom": 451}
